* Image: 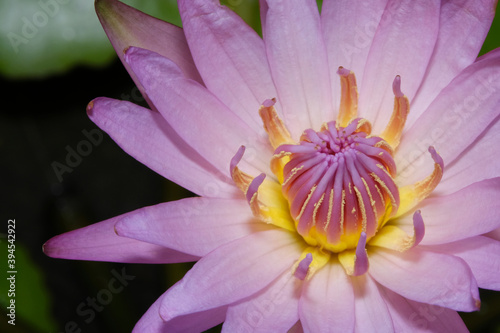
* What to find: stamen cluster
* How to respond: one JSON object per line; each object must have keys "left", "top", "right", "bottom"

{"left": 277, "top": 119, "right": 399, "bottom": 252}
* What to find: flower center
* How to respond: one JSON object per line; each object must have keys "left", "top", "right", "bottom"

{"left": 276, "top": 119, "right": 399, "bottom": 252}
{"left": 230, "top": 68, "right": 443, "bottom": 277}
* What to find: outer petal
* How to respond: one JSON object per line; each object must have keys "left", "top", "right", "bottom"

{"left": 264, "top": 0, "right": 333, "bottom": 137}
{"left": 223, "top": 270, "right": 301, "bottom": 332}
{"left": 124, "top": 47, "right": 272, "bottom": 176}
{"left": 409, "top": 0, "right": 497, "bottom": 128}
{"left": 369, "top": 247, "right": 480, "bottom": 312}
{"left": 134, "top": 293, "right": 227, "bottom": 333}
{"left": 95, "top": 0, "right": 202, "bottom": 108}
{"left": 43, "top": 216, "right": 197, "bottom": 263}
{"left": 300, "top": 260, "right": 355, "bottom": 333}
{"left": 351, "top": 275, "right": 394, "bottom": 333}
{"left": 400, "top": 178, "right": 500, "bottom": 245}
{"left": 358, "top": 0, "right": 440, "bottom": 132}
{"left": 114, "top": 197, "right": 273, "bottom": 257}
{"left": 436, "top": 115, "right": 500, "bottom": 196}
{"left": 178, "top": 0, "right": 279, "bottom": 135}
{"left": 88, "top": 97, "right": 239, "bottom": 198}
{"left": 159, "top": 229, "right": 304, "bottom": 321}
{"left": 425, "top": 236, "right": 500, "bottom": 291}
{"left": 396, "top": 49, "right": 500, "bottom": 185}
{"left": 321, "top": 0, "right": 388, "bottom": 111}
{"left": 381, "top": 287, "right": 468, "bottom": 332}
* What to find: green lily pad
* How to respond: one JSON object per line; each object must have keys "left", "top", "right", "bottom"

{"left": 0, "top": 238, "right": 57, "bottom": 332}
{"left": 0, "top": 0, "right": 181, "bottom": 79}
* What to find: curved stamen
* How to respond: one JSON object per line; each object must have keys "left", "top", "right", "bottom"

{"left": 353, "top": 232, "right": 369, "bottom": 276}
{"left": 294, "top": 252, "right": 313, "bottom": 280}
{"left": 259, "top": 98, "right": 293, "bottom": 149}
{"left": 230, "top": 146, "right": 252, "bottom": 193}
{"left": 380, "top": 75, "right": 410, "bottom": 149}
{"left": 396, "top": 146, "right": 444, "bottom": 218}
{"left": 412, "top": 210, "right": 425, "bottom": 247}
{"left": 337, "top": 67, "right": 359, "bottom": 127}
{"left": 368, "top": 209, "right": 426, "bottom": 252}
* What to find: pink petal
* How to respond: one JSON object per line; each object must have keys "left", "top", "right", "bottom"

{"left": 124, "top": 47, "right": 273, "bottom": 176}
{"left": 396, "top": 48, "right": 500, "bottom": 186}
{"left": 222, "top": 270, "right": 301, "bottom": 332}
{"left": 381, "top": 287, "right": 468, "bottom": 332}
{"left": 425, "top": 236, "right": 500, "bottom": 291}
{"left": 436, "top": 116, "right": 500, "bottom": 196}
{"left": 88, "top": 97, "right": 239, "bottom": 198}
{"left": 407, "top": 178, "right": 500, "bottom": 245}
{"left": 178, "top": 0, "right": 279, "bottom": 135}
{"left": 159, "top": 229, "right": 304, "bottom": 321}
{"left": 115, "top": 197, "right": 273, "bottom": 257}
{"left": 95, "top": 0, "right": 202, "bottom": 109}
{"left": 43, "top": 215, "right": 197, "bottom": 263}
{"left": 358, "top": 0, "right": 440, "bottom": 133}
{"left": 369, "top": 247, "right": 480, "bottom": 312}
{"left": 351, "top": 275, "right": 394, "bottom": 332}
{"left": 321, "top": 0, "right": 388, "bottom": 110}
{"left": 134, "top": 293, "right": 227, "bottom": 333}
{"left": 299, "top": 261, "right": 355, "bottom": 332}
{"left": 409, "top": 0, "right": 497, "bottom": 128}
{"left": 263, "top": 0, "right": 333, "bottom": 138}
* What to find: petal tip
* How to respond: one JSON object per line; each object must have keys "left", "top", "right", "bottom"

{"left": 86, "top": 100, "right": 95, "bottom": 115}
{"left": 42, "top": 240, "right": 51, "bottom": 256}
{"left": 42, "top": 236, "right": 63, "bottom": 259}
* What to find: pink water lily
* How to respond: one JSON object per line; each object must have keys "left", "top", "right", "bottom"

{"left": 44, "top": 0, "right": 500, "bottom": 331}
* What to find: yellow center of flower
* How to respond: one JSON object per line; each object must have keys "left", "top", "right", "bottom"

{"left": 231, "top": 68, "right": 444, "bottom": 278}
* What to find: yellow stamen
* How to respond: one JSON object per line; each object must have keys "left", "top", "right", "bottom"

{"left": 396, "top": 147, "right": 443, "bottom": 218}
{"left": 259, "top": 98, "right": 293, "bottom": 149}
{"left": 292, "top": 246, "right": 331, "bottom": 280}
{"left": 380, "top": 76, "right": 409, "bottom": 149}
{"left": 337, "top": 67, "right": 359, "bottom": 127}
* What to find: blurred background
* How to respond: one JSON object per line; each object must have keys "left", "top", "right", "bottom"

{"left": 0, "top": 0, "right": 499, "bottom": 332}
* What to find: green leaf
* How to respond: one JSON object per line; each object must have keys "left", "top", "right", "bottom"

{"left": 0, "top": 239, "right": 57, "bottom": 332}
{"left": 0, "top": 0, "right": 181, "bottom": 79}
